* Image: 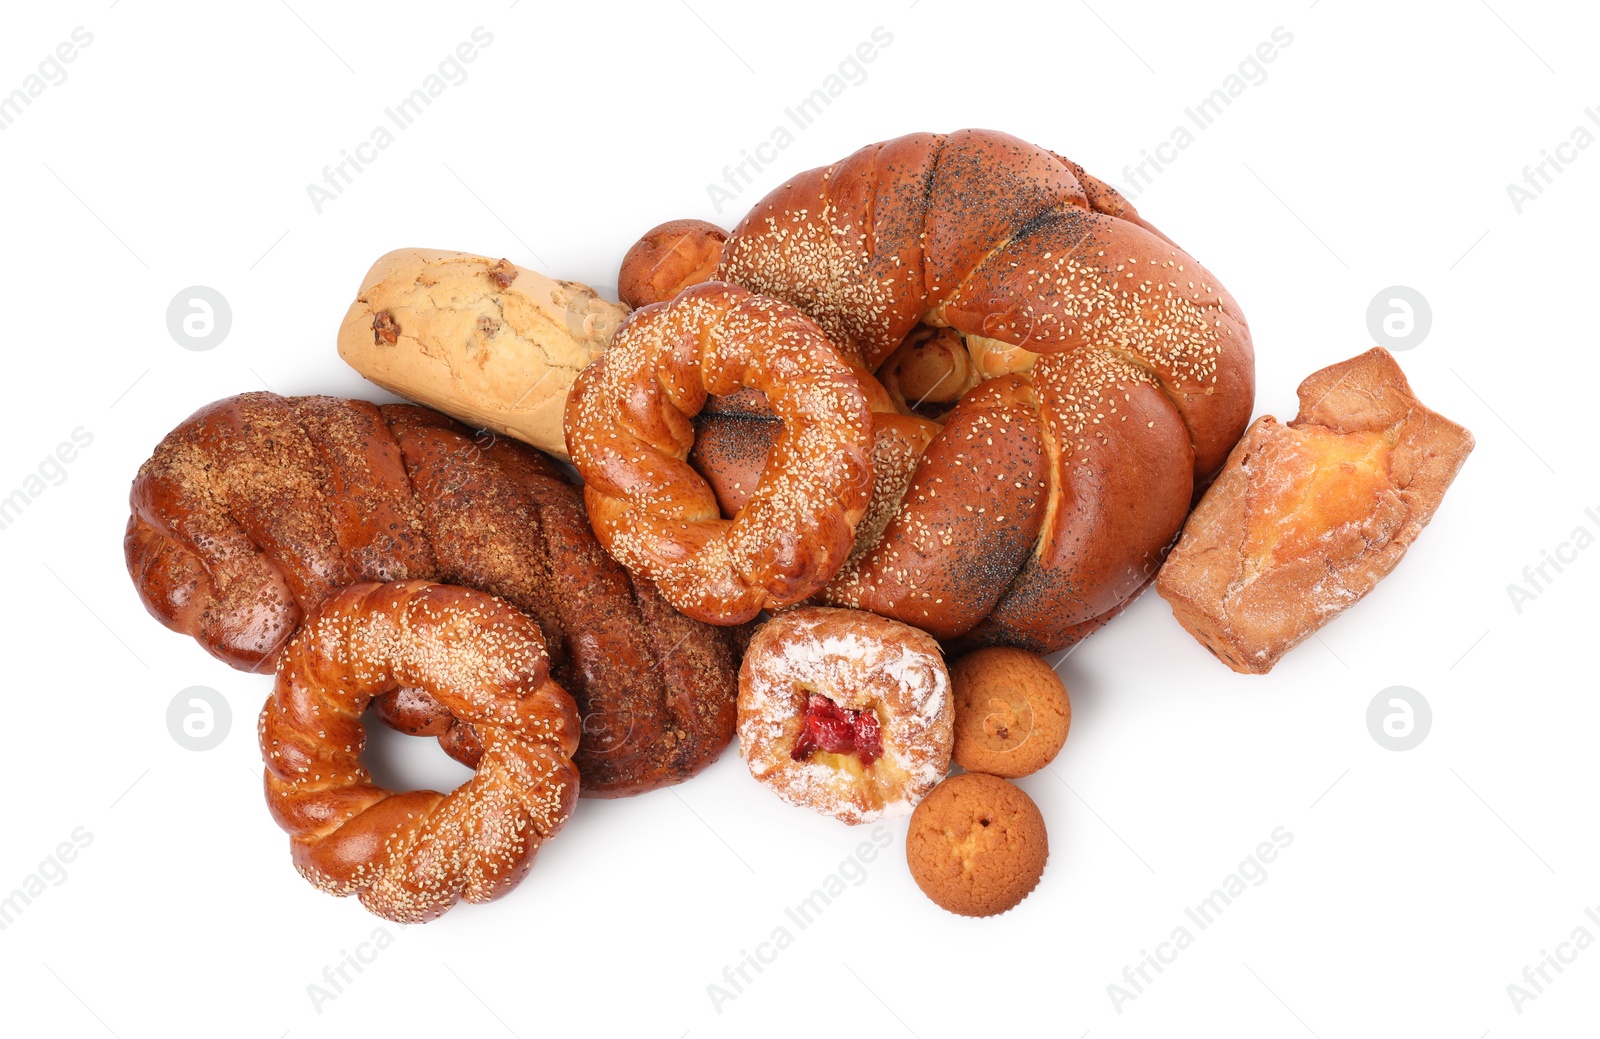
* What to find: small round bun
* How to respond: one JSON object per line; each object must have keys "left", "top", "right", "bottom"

{"left": 906, "top": 773, "right": 1048, "bottom": 917}
{"left": 617, "top": 219, "right": 728, "bottom": 309}
{"left": 949, "top": 647, "right": 1070, "bottom": 778}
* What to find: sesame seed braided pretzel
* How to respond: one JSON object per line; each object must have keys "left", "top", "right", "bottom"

{"left": 617, "top": 129, "right": 1256, "bottom": 651}
{"left": 126, "top": 392, "right": 740, "bottom": 798}
{"left": 258, "top": 581, "right": 580, "bottom": 923}
{"left": 564, "top": 282, "right": 874, "bottom": 624}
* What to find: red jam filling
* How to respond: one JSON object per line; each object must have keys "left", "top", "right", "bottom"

{"left": 790, "top": 693, "right": 883, "bottom": 767}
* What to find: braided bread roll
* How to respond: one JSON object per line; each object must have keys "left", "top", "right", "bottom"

{"left": 126, "top": 392, "right": 738, "bottom": 797}
{"left": 618, "top": 129, "right": 1254, "bottom": 651}
{"left": 260, "top": 581, "right": 579, "bottom": 922}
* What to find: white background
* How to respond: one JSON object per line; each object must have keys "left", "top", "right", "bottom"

{"left": 1, "top": 1, "right": 1595, "bottom": 1036}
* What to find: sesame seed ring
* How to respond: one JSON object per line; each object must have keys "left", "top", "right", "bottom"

{"left": 564, "top": 282, "right": 875, "bottom": 625}
{"left": 258, "top": 581, "right": 580, "bottom": 924}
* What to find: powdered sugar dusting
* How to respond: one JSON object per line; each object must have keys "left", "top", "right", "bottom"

{"left": 737, "top": 607, "right": 952, "bottom": 825}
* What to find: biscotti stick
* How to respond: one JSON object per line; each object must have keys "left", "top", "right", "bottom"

{"left": 338, "top": 248, "right": 628, "bottom": 461}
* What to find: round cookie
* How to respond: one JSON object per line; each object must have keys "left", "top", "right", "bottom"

{"left": 906, "top": 773, "right": 1048, "bottom": 917}
{"left": 949, "top": 647, "right": 1070, "bottom": 778}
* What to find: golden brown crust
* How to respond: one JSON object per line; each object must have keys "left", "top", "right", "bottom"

{"left": 337, "top": 249, "right": 627, "bottom": 462}
{"left": 499, "top": 448, "right": 740, "bottom": 797}
{"left": 718, "top": 131, "right": 1252, "bottom": 461}
{"left": 687, "top": 396, "right": 940, "bottom": 549}
{"left": 878, "top": 325, "right": 979, "bottom": 415}
{"left": 822, "top": 376, "right": 1047, "bottom": 640}
{"left": 635, "top": 129, "right": 1254, "bottom": 652}
{"left": 1156, "top": 348, "right": 1474, "bottom": 673}
{"left": 617, "top": 219, "right": 729, "bottom": 309}
{"left": 259, "top": 581, "right": 580, "bottom": 923}
{"left": 293, "top": 397, "right": 439, "bottom": 583}
{"left": 905, "top": 772, "right": 1048, "bottom": 917}
{"left": 840, "top": 412, "right": 943, "bottom": 568}
{"left": 565, "top": 283, "right": 875, "bottom": 624}
{"left": 126, "top": 393, "right": 741, "bottom": 797}
{"left": 381, "top": 403, "right": 573, "bottom": 656}
{"left": 961, "top": 350, "right": 1196, "bottom": 652}
{"left": 949, "top": 647, "right": 1071, "bottom": 778}
{"left": 124, "top": 394, "right": 348, "bottom": 671}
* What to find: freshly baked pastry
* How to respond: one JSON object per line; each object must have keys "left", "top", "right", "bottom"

{"left": 877, "top": 324, "right": 982, "bottom": 416}
{"left": 564, "top": 283, "right": 875, "bottom": 624}
{"left": 259, "top": 581, "right": 580, "bottom": 923}
{"left": 949, "top": 647, "right": 1071, "bottom": 778}
{"left": 1157, "top": 347, "right": 1474, "bottom": 674}
{"left": 737, "top": 607, "right": 953, "bottom": 825}
{"left": 618, "top": 219, "right": 728, "bottom": 314}
{"left": 906, "top": 772, "right": 1049, "bottom": 917}
{"left": 617, "top": 129, "right": 1255, "bottom": 652}
{"left": 337, "top": 249, "right": 628, "bottom": 461}
{"left": 822, "top": 374, "right": 1047, "bottom": 637}
{"left": 126, "top": 392, "right": 738, "bottom": 797}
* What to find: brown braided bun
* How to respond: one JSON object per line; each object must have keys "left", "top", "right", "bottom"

{"left": 564, "top": 282, "right": 875, "bottom": 625}
{"left": 617, "top": 129, "right": 1255, "bottom": 652}
{"left": 126, "top": 392, "right": 737, "bottom": 797}
{"left": 259, "top": 581, "right": 580, "bottom": 922}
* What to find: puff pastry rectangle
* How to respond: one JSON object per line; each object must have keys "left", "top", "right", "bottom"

{"left": 1157, "top": 347, "right": 1474, "bottom": 674}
